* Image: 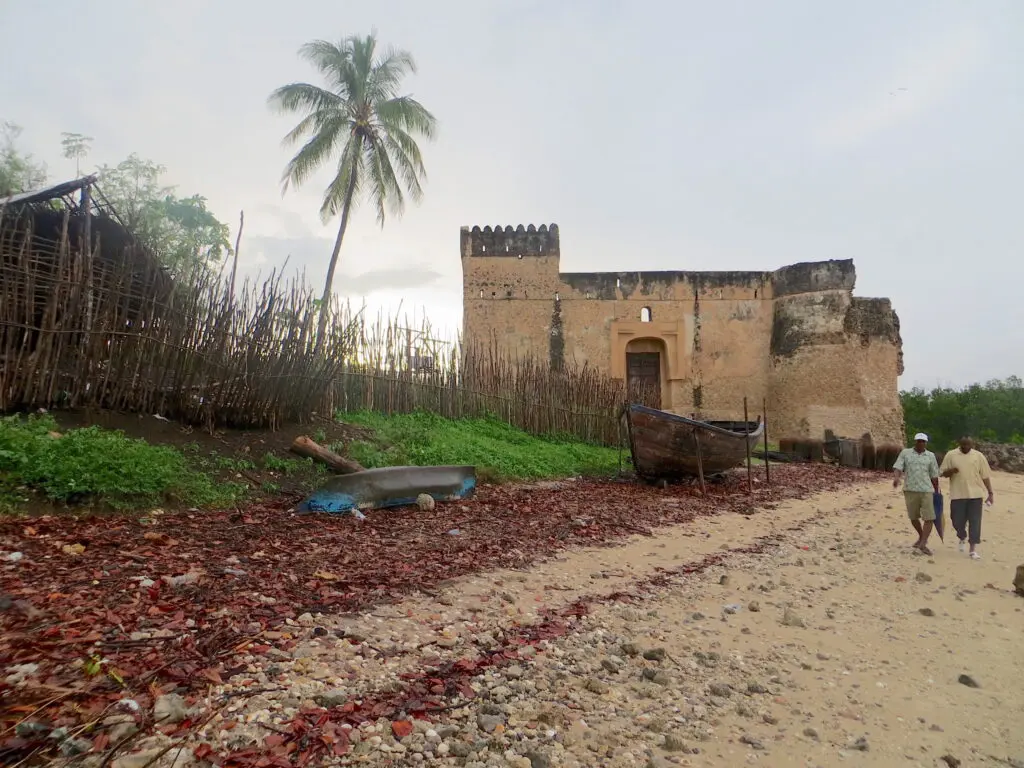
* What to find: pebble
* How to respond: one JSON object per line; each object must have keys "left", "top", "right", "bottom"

{"left": 781, "top": 607, "right": 806, "bottom": 628}
{"left": 957, "top": 674, "right": 980, "bottom": 689}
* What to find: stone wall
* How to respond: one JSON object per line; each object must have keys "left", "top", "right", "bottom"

{"left": 976, "top": 443, "right": 1024, "bottom": 475}
{"left": 460, "top": 224, "right": 904, "bottom": 444}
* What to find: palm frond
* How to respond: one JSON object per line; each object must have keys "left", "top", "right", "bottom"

{"left": 318, "top": 134, "right": 364, "bottom": 222}
{"left": 280, "top": 113, "right": 346, "bottom": 193}
{"left": 365, "top": 132, "right": 405, "bottom": 226}
{"left": 267, "top": 82, "right": 344, "bottom": 116}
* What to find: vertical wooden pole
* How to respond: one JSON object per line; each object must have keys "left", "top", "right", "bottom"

{"left": 693, "top": 432, "right": 707, "bottom": 496}
{"left": 762, "top": 397, "right": 771, "bottom": 485}
{"left": 743, "top": 396, "right": 753, "bottom": 493}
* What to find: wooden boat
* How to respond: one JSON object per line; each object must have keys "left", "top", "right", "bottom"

{"left": 296, "top": 465, "right": 477, "bottom": 515}
{"left": 622, "top": 404, "right": 764, "bottom": 480}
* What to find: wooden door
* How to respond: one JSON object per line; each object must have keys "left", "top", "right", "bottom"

{"left": 626, "top": 352, "right": 661, "bottom": 409}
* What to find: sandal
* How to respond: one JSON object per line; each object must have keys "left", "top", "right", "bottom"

{"left": 919, "top": 545, "right": 933, "bottom": 556}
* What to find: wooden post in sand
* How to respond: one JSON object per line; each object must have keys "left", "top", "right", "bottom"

{"left": 743, "top": 397, "right": 753, "bottom": 494}
{"left": 692, "top": 432, "right": 707, "bottom": 496}
{"left": 762, "top": 397, "right": 771, "bottom": 485}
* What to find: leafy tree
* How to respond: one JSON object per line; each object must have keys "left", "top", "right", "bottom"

{"left": 901, "top": 377, "right": 1024, "bottom": 448}
{"left": 268, "top": 31, "right": 437, "bottom": 345}
{"left": 60, "top": 132, "right": 93, "bottom": 176}
{"left": 96, "top": 154, "right": 232, "bottom": 276}
{"left": 0, "top": 122, "right": 47, "bottom": 195}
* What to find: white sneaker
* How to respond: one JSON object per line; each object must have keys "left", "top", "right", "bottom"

{"left": 958, "top": 540, "right": 966, "bottom": 553}
{"left": 970, "top": 551, "right": 981, "bottom": 560}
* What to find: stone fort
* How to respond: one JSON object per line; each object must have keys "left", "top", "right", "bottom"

{"left": 460, "top": 223, "right": 905, "bottom": 444}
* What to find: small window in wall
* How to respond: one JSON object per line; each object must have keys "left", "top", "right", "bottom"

{"left": 640, "top": 306, "right": 652, "bottom": 322}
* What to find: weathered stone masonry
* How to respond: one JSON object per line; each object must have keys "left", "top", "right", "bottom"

{"left": 460, "top": 223, "right": 905, "bottom": 444}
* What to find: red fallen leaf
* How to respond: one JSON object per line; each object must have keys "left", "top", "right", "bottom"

{"left": 200, "top": 668, "right": 223, "bottom": 684}
{"left": 194, "top": 743, "right": 214, "bottom": 759}
{"left": 391, "top": 720, "right": 414, "bottom": 739}
{"left": 264, "top": 734, "right": 286, "bottom": 748}
{"left": 92, "top": 732, "right": 110, "bottom": 751}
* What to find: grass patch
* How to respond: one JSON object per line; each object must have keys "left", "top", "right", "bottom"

{"left": 0, "top": 414, "right": 243, "bottom": 511}
{"left": 338, "top": 410, "right": 624, "bottom": 482}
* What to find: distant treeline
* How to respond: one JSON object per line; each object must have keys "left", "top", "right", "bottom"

{"left": 901, "top": 377, "right": 1024, "bottom": 449}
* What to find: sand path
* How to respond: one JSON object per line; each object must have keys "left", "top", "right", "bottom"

{"left": 192, "top": 472, "right": 1024, "bottom": 767}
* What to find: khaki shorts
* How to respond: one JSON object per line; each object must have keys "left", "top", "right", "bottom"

{"left": 904, "top": 491, "right": 935, "bottom": 522}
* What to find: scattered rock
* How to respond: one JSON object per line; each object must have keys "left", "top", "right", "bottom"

{"left": 708, "top": 682, "right": 733, "bottom": 698}
{"left": 957, "top": 674, "right": 980, "bottom": 689}
{"left": 153, "top": 693, "right": 188, "bottom": 724}
{"left": 739, "top": 734, "right": 765, "bottom": 750}
{"left": 915, "top": 571, "right": 933, "bottom": 583}
{"left": 803, "top": 727, "right": 819, "bottom": 740}
{"left": 663, "top": 733, "right": 690, "bottom": 752}
{"left": 524, "top": 750, "right": 552, "bottom": 768}
{"left": 643, "top": 647, "right": 667, "bottom": 662}
{"left": 747, "top": 600, "right": 761, "bottom": 612}
{"left": 919, "top": 607, "right": 936, "bottom": 617}
{"left": 416, "top": 493, "right": 435, "bottom": 511}
{"left": 584, "top": 677, "right": 610, "bottom": 695}
{"left": 314, "top": 689, "right": 348, "bottom": 707}
{"left": 746, "top": 680, "right": 768, "bottom": 694}
{"left": 940, "top": 755, "right": 962, "bottom": 768}
{"left": 1014, "top": 565, "right": 1024, "bottom": 596}
{"left": 477, "top": 714, "right": 505, "bottom": 733}
{"left": 849, "top": 736, "right": 870, "bottom": 751}
{"left": 781, "top": 607, "right": 805, "bottom": 628}
{"left": 620, "top": 642, "right": 641, "bottom": 657}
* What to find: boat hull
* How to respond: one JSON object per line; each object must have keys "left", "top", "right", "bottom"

{"left": 297, "top": 465, "right": 477, "bottom": 515}
{"left": 624, "top": 404, "right": 764, "bottom": 480}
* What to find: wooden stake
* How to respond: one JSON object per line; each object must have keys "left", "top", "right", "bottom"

{"left": 762, "top": 397, "right": 771, "bottom": 485}
{"left": 743, "top": 397, "right": 753, "bottom": 493}
{"left": 693, "top": 432, "right": 707, "bottom": 496}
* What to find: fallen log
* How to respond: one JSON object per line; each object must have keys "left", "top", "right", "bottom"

{"left": 289, "top": 436, "right": 365, "bottom": 474}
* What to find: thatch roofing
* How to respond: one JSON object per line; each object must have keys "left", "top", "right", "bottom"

{"left": 0, "top": 174, "right": 100, "bottom": 209}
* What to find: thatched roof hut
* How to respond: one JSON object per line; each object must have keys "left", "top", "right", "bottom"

{"left": 0, "top": 176, "right": 174, "bottom": 323}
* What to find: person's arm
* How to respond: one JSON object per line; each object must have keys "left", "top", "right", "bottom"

{"left": 939, "top": 452, "right": 958, "bottom": 478}
{"left": 892, "top": 451, "right": 905, "bottom": 488}
{"left": 980, "top": 454, "right": 994, "bottom": 504}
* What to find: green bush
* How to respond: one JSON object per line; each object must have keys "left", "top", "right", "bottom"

{"left": 339, "top": 410, "right": 623, "bottom": 482}
{"left": 901, "top": 376, "right": 1024, "bottom": 449}
{"left": 0, "top": 414, "right": 239, "bottom": 509}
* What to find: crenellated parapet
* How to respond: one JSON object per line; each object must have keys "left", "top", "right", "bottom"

{"left": 460, "top": 224, "right": 559, "bottom": 258}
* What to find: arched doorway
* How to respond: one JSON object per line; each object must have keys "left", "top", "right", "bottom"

{"left": 625, "top": 337, "right": 669, "bottom": 409}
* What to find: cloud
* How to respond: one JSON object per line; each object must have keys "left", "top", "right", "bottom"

{"left": 814, "top": 25, "right": 985, "bottom": 150}
{"left": 238, "top": 233, "right": 441, "bottom": 296}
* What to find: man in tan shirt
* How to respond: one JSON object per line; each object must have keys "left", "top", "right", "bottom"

{"left": 939, "top": 436, "right": 995, "bottom": 559}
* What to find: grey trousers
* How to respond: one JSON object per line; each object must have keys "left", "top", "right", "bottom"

{"left": 950, "top": 498, "right": 984, "bottom": 545}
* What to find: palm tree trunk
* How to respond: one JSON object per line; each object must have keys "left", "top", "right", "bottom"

{"left": 315, "top": 171, "right": 359, "bottom": 349}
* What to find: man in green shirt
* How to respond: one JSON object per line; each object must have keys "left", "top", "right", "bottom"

{"left": 892, "top": 432, "right": 941, "bottom": 555}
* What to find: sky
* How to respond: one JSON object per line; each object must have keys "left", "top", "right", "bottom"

{"left": 1, "top": 0, "right": 1022, "bottom": 389}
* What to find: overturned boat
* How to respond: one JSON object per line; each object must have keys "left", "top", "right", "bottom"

{"left": 622, "top": 404, "right": 764, "bottom": 480}
{"left": 297, "top": 465, "right": 477, "bottom": 515}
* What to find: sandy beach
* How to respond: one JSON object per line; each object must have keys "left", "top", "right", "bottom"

{"left": 178, "top": 470, "right": 1024, "bottom": 767}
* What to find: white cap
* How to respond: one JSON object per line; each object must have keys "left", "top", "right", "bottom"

{"left": 914, "top": 432, "right": 928, "bottom": 442}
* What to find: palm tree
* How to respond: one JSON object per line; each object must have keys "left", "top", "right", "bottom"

{"left": 269, "top": 32, "right": 437, "bottom": 345}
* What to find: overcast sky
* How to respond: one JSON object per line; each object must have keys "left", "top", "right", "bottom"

{"left": 2, "top": 0, "right": 1022, "bottom": 389}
